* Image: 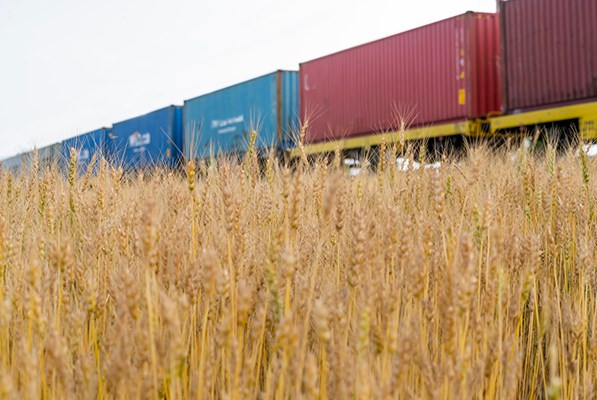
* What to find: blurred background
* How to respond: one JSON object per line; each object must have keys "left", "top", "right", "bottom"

{"left": 0, "top": 0, "right": 496, "bottom": 159}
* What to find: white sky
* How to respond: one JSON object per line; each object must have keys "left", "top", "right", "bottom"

{"left": 0, "top": 0, "right": 496, "bottom": 159}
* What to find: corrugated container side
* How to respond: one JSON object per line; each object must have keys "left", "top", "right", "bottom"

{"left": 34, "top": 143, "right": 62, "bottom": 169}
{"left": 280, "top": 71, "right": 300, "bottom": 149}
{"left": 1, "top": 154, "right": 23, "bottom": 174}
{"left": 37, "top": 145, "right": 52, "bottom": 166}
{"left": 17, "top": 143, "right": 62, "bottom": 173}
{"left": 108, "top": 106, "right": 182, "bottom": 169}
{"left": 501, "top": 0, "right": 597, "bottom": 111}
{"left": 21, "top": 150, "right": 34, "bottom": 173}
{"left": 52, "top": 143, "right": 62, "bottom": 166}
{"left": 300, "top": 12, "right": 501, "bottom": 143}
{"left": 62, "top": 128, "right": 107, "bottom": 175}
{"left": 183, "top": 71, "right": 299, "bottom": 160}
{"left": 470, "top": 13, "right": 502, "bottom": 117}
{"left": 174, "top": 107, "right": 183, "bottom": 157}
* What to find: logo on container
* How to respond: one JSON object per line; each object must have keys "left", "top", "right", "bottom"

{"left": 129, "top": 131, "right": 151, "bottom": 148}
{"left": 303, "top": 74, "right": 316, "bottom": 91}
{"left": 76, "top": 148, "right": 90, "bottom": 162}
{"left": 211, "top": 115, "right": 244, "bottom": 134}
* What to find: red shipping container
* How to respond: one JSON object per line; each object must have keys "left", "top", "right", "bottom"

{"left": 501, "top": 0, "right": 597, "bottom": 111}
{"left": 300, "top": 12, "right": 501, "bottom": 143}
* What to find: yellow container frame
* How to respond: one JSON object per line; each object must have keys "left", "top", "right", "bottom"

{"left": 290, "top": 120, "right": 477, "bottom": 157}
{"left": 488, "top": 101, "right": 597, "bottom": 140}
{"left": 289, "top": 101, "right": 597, "bottom": 158}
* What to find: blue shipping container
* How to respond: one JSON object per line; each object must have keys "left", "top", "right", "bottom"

{"left": 108, "top": 106, "right": 182, "bottom": 169}
{"left": 183, "top": 70, "right": 299, "bottom": 159}
{"left": 61, "top": 129, "right": 107, "bottom": 174}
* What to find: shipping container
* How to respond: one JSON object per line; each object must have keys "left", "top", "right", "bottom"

{"left": 37, "top": 143, "right": 62, "bottom": 168}
{"left": 19, "top": 143, "right": 62, "bottom": 172}
{"left": 1, "top": 154, "right": 23, "bottom": 174}
{"left": 108, "top": 106, "right": 182, "bottom": 169}
{"left": 62, "top": 128, "right": 108, "bottom": 175}
{"left": 500, "top": 0, "right": 597, "bottom": 111}
{"left": 184, "top": 70, "right": 299, "bottom": 160}
{"left": 300, "top": 12, "right": 500, "bottom": 143}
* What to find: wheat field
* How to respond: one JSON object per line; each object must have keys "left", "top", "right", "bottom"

{"left": 0, "top": 144, "right": 595, "bottom": 399}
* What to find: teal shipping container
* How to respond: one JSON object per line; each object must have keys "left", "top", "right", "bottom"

{"left": 183, "top": 70, "right": 299, "bottom": 160}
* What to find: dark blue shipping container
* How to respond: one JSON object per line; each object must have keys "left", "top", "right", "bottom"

{"left": 108, "top": 105, "right": 182, "bottom": 169}
{"left": 183, "top": 70, "right": 299, "bottom": 159}
{"left": 61, "top": 128, "right": 107, "bottom": 174}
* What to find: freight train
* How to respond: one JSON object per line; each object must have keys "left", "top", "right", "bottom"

{"left": 2, "top": 0, "right": 596, "bottom": 174}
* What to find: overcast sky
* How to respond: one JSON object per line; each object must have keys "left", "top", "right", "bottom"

{"left": 0, "top": 0, "right": 496, "bottom": 159}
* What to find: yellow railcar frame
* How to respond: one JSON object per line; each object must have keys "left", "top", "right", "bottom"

{"left": 289, "top": 101, "right": 597, "bottom": 158}
{"left": 487, "top": 101, "right": 597, "bottom": 139}
{"left": 290, "top": 120, "right": 477, "bottom": 157}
